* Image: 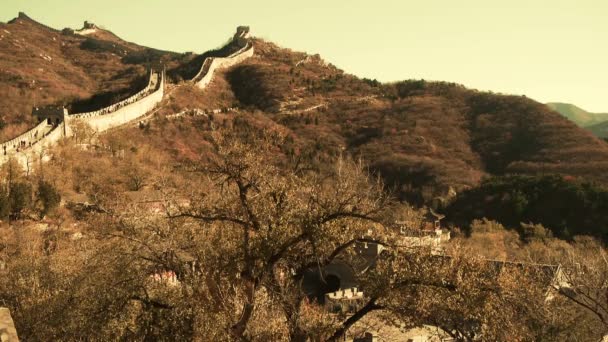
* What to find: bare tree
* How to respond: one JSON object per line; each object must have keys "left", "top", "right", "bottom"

{"left": 160, "top": 130, "right": 393, "bottom": 340}
{"left": 162, "top": 131, "right": 570, "bottom": 341}
{"left": 0, "top": 129, "right": 594, "bottom": 341}
{"left": 555, "top": 237, "right": 608, "bottom": 335}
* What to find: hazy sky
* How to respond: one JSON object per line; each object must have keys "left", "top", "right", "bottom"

{"left": 2, "top": 0, "right": 607, "bottom": 112}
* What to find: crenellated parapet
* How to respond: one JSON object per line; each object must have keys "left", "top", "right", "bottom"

{"left": 324, "top": 287, "right": 365, "bottom": 314}
{"left": 70, "top": 69, "right": 161, "bottom": 120}
{"left": 192, "top": 27, "right": 254, "bottom": 90}
{"left": 67, "top": 68, "right": 165, "bottom": 132}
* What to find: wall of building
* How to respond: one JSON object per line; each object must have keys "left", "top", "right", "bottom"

{"left": 0, "top": 121, "right": 66, "bottom": 168}
{"left": 28, "top": 121, "right": 66, "bottom": 152}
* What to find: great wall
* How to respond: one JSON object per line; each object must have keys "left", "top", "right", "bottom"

{"left": 0, "top": 26, "right": 253, "bottom": 169}
{"left": 192, "top": 26, "right": 253, "bottom": 89}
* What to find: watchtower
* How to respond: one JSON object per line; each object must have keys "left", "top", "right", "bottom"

{"left": 234, "top": 26, "right": 251, "bottom": 48}
{"left": 32, "top": 106, "right": 67, "bottom": 126}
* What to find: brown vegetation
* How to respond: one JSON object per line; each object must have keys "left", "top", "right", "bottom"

{"left": 0, "top": 17, "right": 607, "bottom": 341}
{"left": 1, "top": 131, "right": 604, "bottom": 340}
{"left": 220, "top": 40, "right": 608, "bottom": 204}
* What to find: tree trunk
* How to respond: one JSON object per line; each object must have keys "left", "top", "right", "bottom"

{"left": 230, "top": 278, "right": 256, "bottom": 340}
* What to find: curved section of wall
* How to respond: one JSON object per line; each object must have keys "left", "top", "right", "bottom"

{"left": 0, "top": 69, "right": 164, "bottom": 167}
{"left": 194, "top": 43, "right": 254, "bottom": 90}
{"left": 70, "top": 70, "right": 158, "bottom": 119}
{"left": 0, "top": 27, "right": 249, "bottom": 168}
{"left": 72, "top": 70, "right": 164, "bottom": 132}
{"left": 192, "top": 58, "right": 213, "bottom": 84}
{"left": 27, "top": 122, "right": 66, "bottom": 155}
{"left": 192, "top": 27, "right": 254, "bottom": 90}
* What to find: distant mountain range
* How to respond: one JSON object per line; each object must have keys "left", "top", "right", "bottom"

{"left": 587, "top": 121, "right": 608, "bottom": 138}
{"left": 546, "top": 102, "right": 608, "bottom": 137}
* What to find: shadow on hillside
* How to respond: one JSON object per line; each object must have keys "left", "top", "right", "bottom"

{"left": 68, "top": 74, "right": 149, "bottom": 113}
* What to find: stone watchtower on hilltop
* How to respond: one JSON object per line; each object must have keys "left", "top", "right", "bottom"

{"left": 234, "top": 26, "right": 251, "bottom": 48}
{"left": 83, "top": 21, "right": 97, "bottom": 30}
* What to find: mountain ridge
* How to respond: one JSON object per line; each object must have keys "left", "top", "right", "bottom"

{"left": 546, "top": 102, "right": 608, "bottom": 128}
{"left": 587, "top": 121, "right": 608, "bottom": 138}
{"left": 1, "top": 13, "right": 607, "bottom": 205}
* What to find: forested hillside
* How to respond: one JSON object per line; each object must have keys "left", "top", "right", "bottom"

{"left": 445, "top": 175, "right": 608, "bottom": 242}
{"left": 222, "top": 40, "right": 608, "bottom": 204}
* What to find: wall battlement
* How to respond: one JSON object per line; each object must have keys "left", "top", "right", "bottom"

{"left": 70, "top": 69, "right": 165, "bottom": 132}
{"left": 234, "top": 26, "right": 250, "bottom": 48}
{"left": 0, "top": 120, "right": 54, "bottom": 157}
{"left": 70, "top": 69, "right": 160, "bottom": 120}
{"left": 324, "top": 287, "right": 365, "bottom": 314}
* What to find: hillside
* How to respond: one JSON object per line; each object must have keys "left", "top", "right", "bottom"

{"left": 0, "top": 12, "right": 192, "bottom": 140}
{"left": 200, "top": 40, "right": 608, "bottom": 204}
{"left": 0, "top": 14, "right": 607, "bottom": 342}
{"left": 2, "top": 14, "right": 608, "bottom": 206}
{"left": 445, "top": 175, "right": 608, "bottom": 242}
{"left": 546, "top": 102, "right": 608, "bottom": 127}
{"left": 91, "top": 37, "right": 608, "bottom": 206}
